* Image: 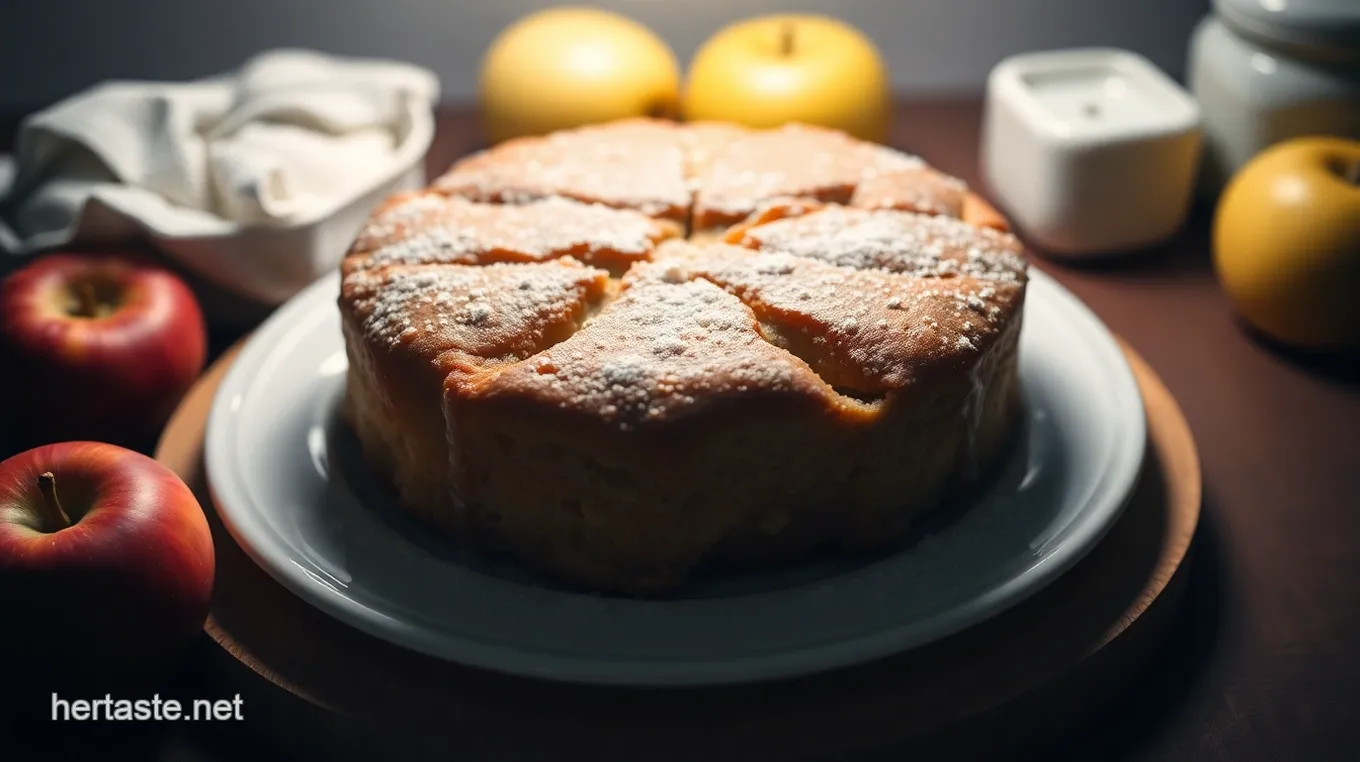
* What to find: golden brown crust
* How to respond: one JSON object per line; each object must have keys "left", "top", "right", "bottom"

{"left": 688, "top": 123, "right": 928, "bottom": 231}
{"left": 341, "top": 260, "right": 612, "bottom": 364}
{"left": 962, "top": 192, "right": 1011, "bottom": 232}
{"left": 340, "top": 119, "right": 1029, "bottom": 594}
{"left": 717, "top": 197, "right": 831, "bottom": 244}
{"left": 635, "top": 235, "right": 1023, "bottom": 395}
{"left": 453, "top": 277, "right": 842, "bottom": 429}
{"left": 430, "top": 119, "right": 1004, "bottom": 236}
{"left": 432, "top": 118, "right": 691, "bottom": 224}
{"left": 339, "top": 259, "right": 612, "bottom": 523}
{"left": 850, "top": 166, "right": 968, "bottom": 217}
{"left": 344, "top": 191, "right": 675, "bottom": 277}
{"left": 724, "top": 205, "right": 1026, "bottom": 282}
{"left": 439, "top": 304, "right": 1022, "bottom": 592}
{"left": 678, "top": 121, "right": 753, "bottom": 171}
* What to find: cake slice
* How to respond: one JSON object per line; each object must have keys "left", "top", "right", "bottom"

{"left": 687, "top": 123, "right": 926, "bottom": 232}
{"left": 432, "top": 118, "right": 691, "bottom": 231}
{"left": 343, "top": 191, "right": 674, "bottom": 277}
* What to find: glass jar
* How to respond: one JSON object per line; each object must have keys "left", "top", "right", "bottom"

{"left": 1188, "top": 0, "right": 1360, "bottom": 195}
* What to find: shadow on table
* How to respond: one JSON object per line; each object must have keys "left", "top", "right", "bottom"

{"left": 1026, "top": 487, "right": 1233, "bottom": 761}
{"left": 1021, "top": 199, "right": 1217, "bottom": 279}
{"left": 1027, "top": 202, "right": 1360, "bottom": 390}
{"left": 1237, "top": 323, "right": 1360, "bottom": 389}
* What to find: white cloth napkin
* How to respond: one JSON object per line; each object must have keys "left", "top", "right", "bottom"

{"left": 0, "top": 49, "right": 439, "bottom": 313}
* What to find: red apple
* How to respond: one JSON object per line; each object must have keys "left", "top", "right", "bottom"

{"left": 0, "top": 442, "right": 215, "bottom": 700}
{"left": 0, "top": 252, "right": 207, "bottom": 448}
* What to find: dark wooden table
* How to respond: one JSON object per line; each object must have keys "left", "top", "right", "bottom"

{"left": 3, "top": 100, "right": 1358, "bottom": 761}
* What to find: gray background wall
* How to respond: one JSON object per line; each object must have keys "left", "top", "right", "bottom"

{"left": 0, "top": 0, "right": 1210, "bottom": 111}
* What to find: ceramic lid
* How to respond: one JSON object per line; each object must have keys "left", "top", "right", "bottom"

{"left": 1214, "top": 0, "right": 1360, "bottom": 53}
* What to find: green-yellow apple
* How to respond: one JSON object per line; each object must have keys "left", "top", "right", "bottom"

{"left": 0, "top": 442, "right": 214, "bottom": 702}
{"left": 1214, "top": 137, "right": 1360, "bottom": 350}
{"left": 0, "top": 251, "right": 207, "bottom": 449}
{"left": 479, "top": 7, "right": 681, "bottom": 144}
{"left": 682, "top": 14, "right": 890, "bottom": 143}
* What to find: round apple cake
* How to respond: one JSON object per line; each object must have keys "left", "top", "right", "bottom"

{"left": 338, "top": 119, "right": 1028, "bottom": 594}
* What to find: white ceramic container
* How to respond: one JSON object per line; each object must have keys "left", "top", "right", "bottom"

{"left": 1188, "top": 0, "right": 1360, "bottom": 196}
{"left": 982, "top": 48, "right": 1203, "bottom": 257}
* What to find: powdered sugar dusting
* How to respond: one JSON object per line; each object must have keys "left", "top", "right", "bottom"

{"left": 347, "top": 194, "right": 667, "bottom": 272}
{"left": 343, "top": 121, "right": 1028, "bottom": 427}
{"left": 851, "top": 166, "right": 969, "bottom": 217}
{"left": 432, "top": 119, "right": 690, "bottom": 220}
{"left": 630, "top": 242, "right": 1023, "bottom": 393}
{"left": 734, "top": 206, "right": 1027, "bottom": 282}
{"left": 345, "top": 261, "right": 608, "bottom": 359}
{"left": 479, "top": 279, "right": 826, "bottom": 429}
{"left": 691, "top": 123, "right": 925, "bottom": 227}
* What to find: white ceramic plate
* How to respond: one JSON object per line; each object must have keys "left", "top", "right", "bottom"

{"left": 205, "top": 268, "right": 1145, "bottom": 687}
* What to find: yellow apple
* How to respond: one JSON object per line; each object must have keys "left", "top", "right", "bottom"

{"left": 682, "top": 14, "right": 890, "bottom": 143}
{"left": 1214, "top": 137, "right": 1360, "bottom": 350}
{"left": 479, "top": 8, "right": 681, "bottom": 144}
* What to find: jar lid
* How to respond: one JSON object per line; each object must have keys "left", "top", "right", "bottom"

{"left": 1214, "top": 0, "right": 1360, "bottom": 53}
